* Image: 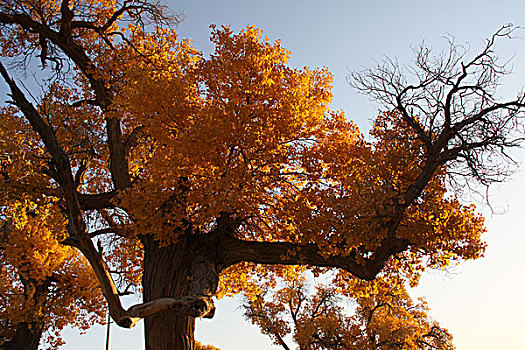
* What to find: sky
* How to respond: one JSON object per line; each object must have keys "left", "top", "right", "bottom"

{"left": 20, "top": 0, "right": 525, "bottom": 349}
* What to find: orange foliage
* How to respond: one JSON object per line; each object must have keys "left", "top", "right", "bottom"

{"left": 244, "top": 273, "right": 454, "bottom": 350}
{"left": 195, "top": 340, "right": 221, "bottom": 350}
{"left": 0, "top": 102, "right": 107, "bottom": 348}
{"left": 0, "top": 196, "right": 106, "bottom": 348}
{"left": 0, "top": 0, "right": 490, "bottom": 347}
{"left": 108, "top": 23, "right": 485, "bottom": 264}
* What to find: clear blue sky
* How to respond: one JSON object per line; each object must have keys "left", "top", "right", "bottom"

{"left": 59, "top": 1, "right": 525, "bottom": 349}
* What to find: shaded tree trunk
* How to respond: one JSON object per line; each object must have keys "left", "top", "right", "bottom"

{"left": 142, "top": 235, "right": 219, "bottom": 350}
{"left": 3, "top": 322, "right": 44, "bottom": 350}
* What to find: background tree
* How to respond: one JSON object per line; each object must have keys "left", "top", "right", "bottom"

{"left": 0, "top": 192, "right": 106, "bottom": 349}
{"left": 0, "top": 106, "right": 108, "bottom": 349}
{"left": 1, "top": 1, "right": 524, "bottom": 349}
{"left": 243, "top": 274, "right": 453, "bottom": 350}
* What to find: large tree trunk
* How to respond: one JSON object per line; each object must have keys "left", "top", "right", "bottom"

{"left": 142, "top": 235, "right": 219, "bottom": 350}
{"left": 3, "top": 321, "right": 44, "bottom": 350}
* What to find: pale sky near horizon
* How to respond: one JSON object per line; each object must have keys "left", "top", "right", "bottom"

{"left": 47, "top": 0, "right": 525, "bottom": 349}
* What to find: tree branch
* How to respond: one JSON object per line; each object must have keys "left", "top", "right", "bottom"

{"left": 126, "top": 296, "right": 215, "bottom": 320}
{"left": 77, "top": 190, "right": 117, "bottom": 210}
{"left": 218, "top": 236, "right": 409, "bottom": 281}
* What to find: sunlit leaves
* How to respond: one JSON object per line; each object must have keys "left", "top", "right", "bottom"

{"left": 0, "top": 198, "right": 105, "bottom": 348}
{"left": 244, "top": 273, "right": 454, "bottom": 350}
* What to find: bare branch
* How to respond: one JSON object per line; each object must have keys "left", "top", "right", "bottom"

{"left": 349, "top": 24, "right": 525, "bottom": 192}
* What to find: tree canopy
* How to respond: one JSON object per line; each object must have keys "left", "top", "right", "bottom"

{"left": 244, "top": 273, "right": 454, "bottom": 350}
{"left": 1, "top": 1, "right": 524, "bottom": 349}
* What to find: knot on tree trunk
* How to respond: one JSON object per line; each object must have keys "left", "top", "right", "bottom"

{"left": 186, "top": 296, "right": 216, "bottom": 318}
{"left": 166, "top": 296, "right": 215, "bottom": 318}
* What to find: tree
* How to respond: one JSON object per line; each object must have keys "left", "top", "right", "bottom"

{"left": 0, "top": 105, "right": 107, "bottom": 349}
{"left": 243, "top": 274, "right": 454, "bottom": 350}
{"left": 0, "top": 187, "right": 106, "bottom": 349}
{"left": 243, "top": 275, "right": 351, "bottom": 350}
{"left": 0, "top": 1, "right": 523, "bottom": 349}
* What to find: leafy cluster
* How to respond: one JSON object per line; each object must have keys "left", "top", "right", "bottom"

{"left": 244, "top": 273, "right": 454, "bottom": 350}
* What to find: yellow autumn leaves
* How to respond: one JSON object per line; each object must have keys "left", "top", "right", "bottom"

{"left": 244, "top": 272, "right": 454, "bottom": 350}
{"left": 100, "top": 24, "right": 487, "bottom": 275}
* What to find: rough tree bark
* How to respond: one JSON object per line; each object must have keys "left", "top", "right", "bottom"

{"left": 143, "top": 238, "right": 195, "bottom": 350}
{"left": 142, "top": 235, "right": 219, "bottom": 350}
